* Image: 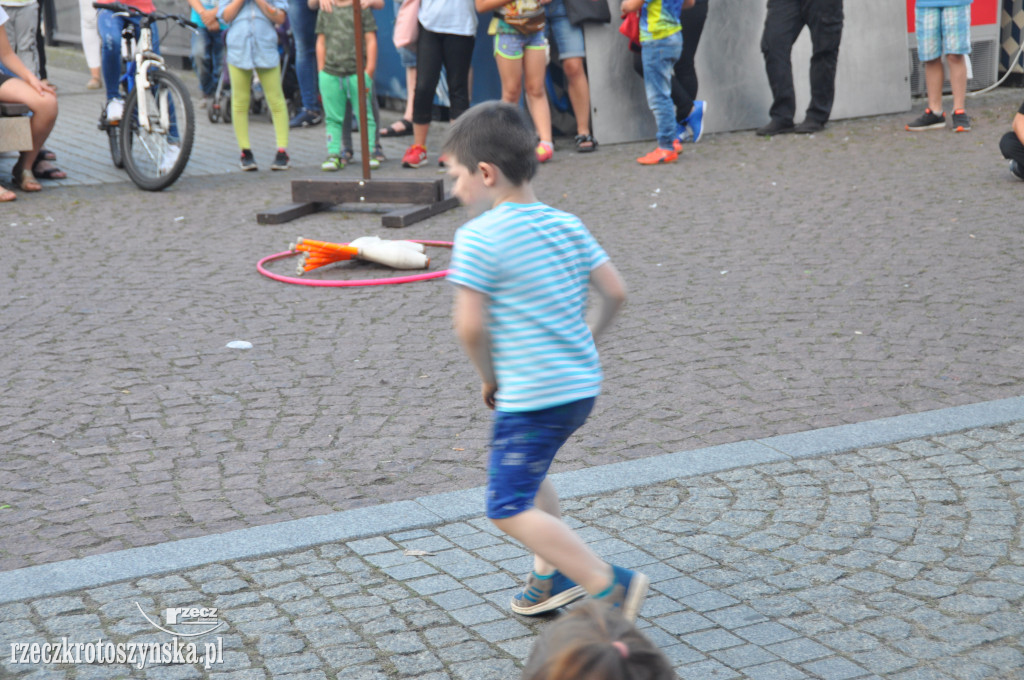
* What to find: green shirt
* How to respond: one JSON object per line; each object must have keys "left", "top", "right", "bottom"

{"left": 315, "top": 4, "right": 376, "bottom": 77}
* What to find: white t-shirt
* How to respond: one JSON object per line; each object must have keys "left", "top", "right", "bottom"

{"left": 0, "top": 6, "right": 8, "bottom": 23}
{"left": 418, "top": 0, "right": 477, "bottom": 36}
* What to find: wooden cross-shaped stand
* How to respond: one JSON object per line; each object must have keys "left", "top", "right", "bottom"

{"left": 257, "top": 0, "right": 459, "bottom": 227}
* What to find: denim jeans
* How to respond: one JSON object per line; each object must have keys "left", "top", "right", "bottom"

{"left": 98, "top": 9, "right": 160, "bottom": 101}
{"left": 640, "top": 32, "right": 682, "bottom": 149}
{"left": 286, "top": 0, "right": 320, "bottom": 113}
{"left": 191, "top": 26, "right": 224, "bottom": 97}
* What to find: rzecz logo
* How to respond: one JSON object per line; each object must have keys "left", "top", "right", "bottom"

{"left": 136, "top": 604, "right": 224, "bottom": 637}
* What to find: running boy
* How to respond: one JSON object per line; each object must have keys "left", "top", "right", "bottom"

{"left": 905, "top": 0, "right": 973, "bottom": 132}
{"left": 445, "top": 101, "right": 649, "bottom": 621}
{"left": 621, "top": 0, "right": 683, "bottom": 164}
{"left": 313, "top": 0, "right": 379, "bottom": 171}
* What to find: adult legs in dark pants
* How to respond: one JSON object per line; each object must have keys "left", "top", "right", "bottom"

{"left": 403, "top": 26, "right": 474, "bottom": 167}
{"left": 758, "top": 0, "right": 843, "bottom": 135}
{"left": 287, "top": 0, "right": 322, "bottom": 127}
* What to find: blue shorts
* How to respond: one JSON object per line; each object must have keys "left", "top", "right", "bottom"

{"left": 916, "top": 5, "right": 972, "bottom": 62}
{"left": 486, "top": 397, "right": 595, "bottom": 519}
{"left": 545, "top": 0, "right": 586, "bottom": 60}
{"left": 494, "top": 30, "right": 547, "bottom": 60}
{"left": 397, "top": 44, "right": 417, "bottom": 69}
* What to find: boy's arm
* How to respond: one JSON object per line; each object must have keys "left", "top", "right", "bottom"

{"left": 315, "top": 32, "right": 326, "bottom": 72}
{"left": 588, "top": 261, "right": 626, "bottom": 341}
{"left": 1014, "top": 111, "right": 1024, "bottom": 147}
{"left": 453, "top": 286, "right": 498, "bottom": 409}
{"left": 620, "top": 0, "right": 643, "bottom": 13}
{"left": 364, "top": 30, "right": 377, "bottom": 77}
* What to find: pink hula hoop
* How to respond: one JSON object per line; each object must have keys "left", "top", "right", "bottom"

{"left": 257, "top": 240, "right": 453, "bottom": 287}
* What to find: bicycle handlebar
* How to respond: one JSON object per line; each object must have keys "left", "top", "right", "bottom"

{"left": 92, "top": 2, "right": 199, "bottom": 30}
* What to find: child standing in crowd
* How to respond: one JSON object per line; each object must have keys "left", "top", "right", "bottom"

{"left": 476, "top": 0, "right": 555, "bottom": 162}
{"left": 446, "top": 102, "right": 648, "bottom": 623}
{"left": 219, "top": 0, "right": 291, "bottom": 170}
{"left": 313, "top": 0, "right": 380, "bottom": 171}
{"left": 621, "top": 0, "right": 684, "bottom": 164}
{"left": 905, "top": 0, "right": 973, "bottom": 132}
{"left": 521, "top": 601, "right": 676, "bottom": 680}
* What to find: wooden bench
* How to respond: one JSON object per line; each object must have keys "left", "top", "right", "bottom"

{"left": 0, "top": 102, "right": 32, "bottom": 153}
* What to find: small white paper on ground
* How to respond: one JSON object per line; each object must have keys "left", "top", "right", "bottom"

{"left": 226, "top": 340, "right": 253, "bottom": 350}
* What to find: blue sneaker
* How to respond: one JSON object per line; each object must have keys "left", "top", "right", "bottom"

{"left": 596, "top": 566, "right": 649, "bottom": 622}
{"left": 510, "top": 570, "right": 586, "bottom": 616}
{"left": 289, "top": 108, "right": 323, "bottom": 129}
{"left": 686, "top": 100, "right": 707, "bottom": 143}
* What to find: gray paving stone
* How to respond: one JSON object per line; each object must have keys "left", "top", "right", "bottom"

{"left": 676, "top": 658, "right": 742, "bottom": 679}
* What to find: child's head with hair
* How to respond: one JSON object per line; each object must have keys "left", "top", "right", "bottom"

{"left": 521, "top": 601, "right": 677, "bottom": 680}
{"left": 443, "top": 100, "right": 539, "bottom": 188}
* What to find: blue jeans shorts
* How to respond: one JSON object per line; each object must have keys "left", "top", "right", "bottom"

{"left": 494, "top": 29, "right": 548, "bottom": 60}
{"left": 545, "top": 0, "right": 586, "bottom": 60}
{"left": 486, "top": 397, "right": 595, "bottom": 519}
{"left": 916, "top": 5, "right": 972, "bottom": 62}
{"left": 397, "top": 44, "right": 417, "bottom": 69}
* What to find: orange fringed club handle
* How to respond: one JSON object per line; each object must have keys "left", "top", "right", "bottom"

{"left": 291, "top": 238, "right": 361, "bottom": 274}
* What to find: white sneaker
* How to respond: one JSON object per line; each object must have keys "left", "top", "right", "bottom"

{"left": 106, "top": 98, "right": 125, "bottom": 124}
{"left": 159, "top": 144, "right": 181, "bottom": 175}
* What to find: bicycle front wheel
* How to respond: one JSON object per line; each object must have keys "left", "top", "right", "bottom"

{"left": 120, "top": 69, "right": 195, "bottom": 191}
{"left": 108, "top": 125, "right": 123, "bottom": 168}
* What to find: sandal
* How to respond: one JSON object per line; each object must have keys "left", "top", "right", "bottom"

{"left": 380, "top": 118, "right": 413, "bottom": 138}
{"left": 40, "top": 148, "right": 56, "bottom": 162}
{"left": 13, "top": 168, "right": 41, "bottom": 192}
{"left": 32, "top": 159, "right": 66, "bottom": 180}
{"left": 575, "top": 134, "right": 598, "bottom": 153}
{"left": 0, "top": 187, "right": 16, "bottom": 202}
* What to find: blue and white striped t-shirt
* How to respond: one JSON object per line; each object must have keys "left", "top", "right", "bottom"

{"left": 448, "top": 202, "right": 609, "bottom": 413}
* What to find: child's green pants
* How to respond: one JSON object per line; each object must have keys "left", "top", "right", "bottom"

{"left": 318, "top": 70, "right": 376, "bottom": 158}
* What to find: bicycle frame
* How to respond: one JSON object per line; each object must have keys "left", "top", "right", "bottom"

{"left": 114, "top": 12, "right": 167, "bottom": 134}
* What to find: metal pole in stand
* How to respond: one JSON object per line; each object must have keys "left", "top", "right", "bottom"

{"left": 352, "top": 0, "right": 370, "bottom": 180}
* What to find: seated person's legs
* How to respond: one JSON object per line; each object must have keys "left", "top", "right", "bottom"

{"left": 0, "top": 75, "right": 57, "bottom": 191}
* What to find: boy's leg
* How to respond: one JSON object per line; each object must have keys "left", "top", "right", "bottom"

{"left": 318, "top": 70, "right": 345, "bottom": 157}
{"left": 641, "top": 33, "right": 683, "bottom": 150}
{"left": 924, "top": 58, "right": 945, "bottom": 114}
{"left": 487, "top": 399, "right": 649, "bottom": 620}
{"left": 941, "top": 5, "right": 971, "bottom": 113}
{"left": 947, "top": 54, "right": 967, "bottom": 112}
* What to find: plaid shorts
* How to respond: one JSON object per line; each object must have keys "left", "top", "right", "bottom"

{"left": 916, "top": 5, "right": 972, "bottom": 62}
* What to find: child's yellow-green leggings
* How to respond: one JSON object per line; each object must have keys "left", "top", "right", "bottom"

{"left": 228, "top": 63, "right": 289, "bottom": 151}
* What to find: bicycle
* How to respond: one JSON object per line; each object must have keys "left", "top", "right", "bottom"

{"left": 94, "top": 2, "right": 198, "bottom": 191}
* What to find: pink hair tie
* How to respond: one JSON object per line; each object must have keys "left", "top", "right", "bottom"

{"left": 611, "top": 641, "right": 629, "bottom": 658}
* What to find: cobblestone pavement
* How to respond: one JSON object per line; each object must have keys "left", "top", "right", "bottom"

{"left": 2, "top": 75, "right": 1024, "bottom": 573}
{"left": 2, "top": 423, "right": 1023, "bottom": 679}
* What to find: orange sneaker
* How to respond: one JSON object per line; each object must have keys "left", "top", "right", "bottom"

{"left": 536, "top": 141, "right": 554, "bottom": 163}
{"left": 637, "top": 147, "right": 678, "bottom": 165}
{"left": 673, "top": 138, "right": 683, "bottom": 153}
{"left": 402, "top": 144, "right": 428, "bottom": 168}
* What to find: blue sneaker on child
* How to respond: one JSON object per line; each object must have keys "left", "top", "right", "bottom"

{"left": 687, "top": 100, "right": 707, "bottom": 143}
{"left": 511, "top": 570, "right": 587, "bottom": 616}
{"left": 596, "top": 566, "right": 649, "bottom": 622}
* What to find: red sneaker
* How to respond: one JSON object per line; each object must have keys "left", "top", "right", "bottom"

{"left": 402, "top": 144, "right": 428, "bottom": 168}
{"left": 536, "top": 142, "right": 553, "bottom": 163}
{"left": 637, "top": 147, "right": 678, "bottom": 165}
{"left": 673, "top": 138, "right": 683, "bottom": 153}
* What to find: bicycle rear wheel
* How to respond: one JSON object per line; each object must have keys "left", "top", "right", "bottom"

{"left": 120, "top": 69, "right": 195, "bottom": 191}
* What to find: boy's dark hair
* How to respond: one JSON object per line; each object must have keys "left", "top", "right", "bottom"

{"left": 442, "top": 101, "right": 538, "bottom": 186}
{"left": 521, "top": 602, "right": 676, "bottom": 680}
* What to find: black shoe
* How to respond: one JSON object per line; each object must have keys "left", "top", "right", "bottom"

{"left": 271, "top": 149, "right": 291, "bottom": 171}
{"left": 756, "top": 118, "right": 795, "bottom": 136}
{"left": 240, "top": 149, "right": 257, "bottom": 171}
{"left": 1010, "top": 160, "right": 1024, "bottom": 181}
{"left": 951, "top": 109, "right": 971, "bottom": 133}
{"left": 794, "top": 118, "right": 825, "bottom": 134}
{"left": 905, "top": 108, "right": 945, "bottom": 131}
